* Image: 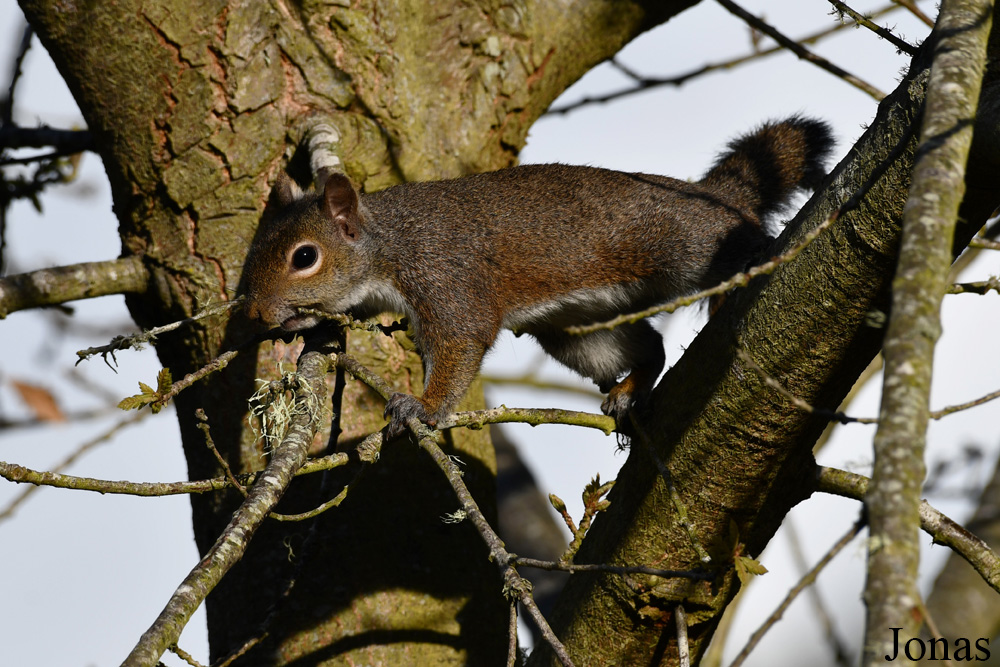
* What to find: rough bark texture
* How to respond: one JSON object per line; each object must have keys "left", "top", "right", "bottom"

{"left": 531, "top": 8, "right": 1000, "bottom": 665}
{"left": 16, "top": 0, "right": 695, "bottom": 662}
{"left": 863, "top": 1, "right": 993, "bottom": 664}
{"left": 14, "top": 0, "right": 1000, "bottom": 664}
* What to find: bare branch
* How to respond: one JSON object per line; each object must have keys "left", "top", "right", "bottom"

{"left": 729, "top": 517, "right": 866, "bottom": 667}
{"left": 0, "top": 126, "right": 93, "bottom": 154}
{"left": 676, "top": 604, "right": 690, "bottom": 667}
{"left": 0, "top": 23, "right": 33, "bottom": 126}
{"left": 742, "top": 346, "right": 1000, "bottom": 424}
{"left": 414, "top": 421, "right": 576, "bottom": 667}
{"left": 947, "top": 277, "right": 1000, "bottom": 293}
{"left": 817, "top": 466, "right": 1000, "bottom": 595}
{"left": 0, "top": 449, "right": 350, "bottom": 498}
{"left": 0, "top": 256, "right": 147, "bottom": 319}
{"left": 863, "top": 1, "right": 993, "bottom": 660}
{"left": 482, "top": 372, "right": 603, "bottom": 399}
{"left": 716, "top": 0, "right": 887, "bottom": 100}
{"left": 75, "top": 299, "right": 238, "bottom": 366}
{"left": 547, "top": 4, "right": 904, "bottom": 115}
{"left": 121, "top": 350, "right": 331, "bottom": 667}
{"left": 512, "top": 557, "right": 712, "bottom": 581}
{"left": 444, "top": 405, "right": 615, "bottom": 434}
{"left": 568, "top": 208, "right": 842, "bottom": 335}
{"left": 0, "top": 411, "right": 148, "bottom": 524}
{"left": 827, "top": 0, "right": 919, "bottom": 54}
{"left": 894, "top": 0, "right": 937, "bottom": 26}
{"left": 506, "top": 603, "right": 519, "bottom": 667}
{"left": 195, "top": 408, "right": 246, "bottom": 497}
{"left": 968, "top": 236, "right": 1000, "bottom": 250}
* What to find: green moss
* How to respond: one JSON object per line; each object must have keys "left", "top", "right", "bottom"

{"left": 162, "top": 146, "right": 227, "bottom": 208}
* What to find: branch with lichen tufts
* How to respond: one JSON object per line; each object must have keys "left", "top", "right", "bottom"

{"left": 120, "top": 350, "right": 331, "bottom": 667}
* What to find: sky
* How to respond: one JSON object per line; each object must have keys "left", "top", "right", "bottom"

{"left": 1, "top": 1, "right": 998, "bottom": 666}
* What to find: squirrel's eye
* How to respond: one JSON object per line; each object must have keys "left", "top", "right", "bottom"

{"left": 291, "top": 245, "right": 318, "bottom": 270}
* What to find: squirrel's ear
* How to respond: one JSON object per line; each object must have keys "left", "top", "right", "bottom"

{"left": 323, "top": 173, "right": 361, "bottom": 242}
{"left": 273, "top": 171, "right": 302, "bottom": 207}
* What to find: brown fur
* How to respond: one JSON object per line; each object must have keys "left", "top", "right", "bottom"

{"left": 239, "top": 117, "right": 833, "bottom": 436}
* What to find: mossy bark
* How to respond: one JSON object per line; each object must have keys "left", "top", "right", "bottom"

{"left": 532, "top": 8, "right": 1000, "bottom": 665}
{"left": 17, "top": 0, "right": 696, "bottom": 662}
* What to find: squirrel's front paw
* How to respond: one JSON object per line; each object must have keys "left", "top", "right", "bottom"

{"left": 383, "top": 392, "right": 434, "bottom": 440}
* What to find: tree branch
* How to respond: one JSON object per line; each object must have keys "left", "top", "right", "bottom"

{"left": 827, "top": 0, "right": 919, "bottom": 54}
{"left": 716, "top": 0, "right": 887, "bottom": 100}
{"left": 121, "top": 350, "right": 330, "bottom": 667}
{"left": 0, "top": 256, "right": 148, "bottom": 318}
{"left": 548, "top": 4, "right": 905, "bottom": 115}
{"left": 729, "top": 517, "right": 866, "bottom": 667}
{"left": 817, "top": 466, "right": 1000, "bottom": 595}
{"left": 0, "top": 126, "right": 94, "bottom": 153}
{"left": 863, "top": 1, "right": 993, "bottom": 661}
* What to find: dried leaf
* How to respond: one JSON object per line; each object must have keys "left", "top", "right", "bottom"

{"left": 10, "top": 379, "right": 66, "bottom": 422}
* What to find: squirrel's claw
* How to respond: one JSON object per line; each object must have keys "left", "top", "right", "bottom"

{"left": 383, "top": 392, "right": 433, "bottom": 440}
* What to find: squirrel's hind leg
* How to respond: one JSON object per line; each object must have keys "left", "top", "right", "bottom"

{"left": 532, "top": 320, "right": 665, "bottom": 423}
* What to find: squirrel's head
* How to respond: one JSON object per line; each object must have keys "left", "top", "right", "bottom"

{"left": 237, "top": 172, "right": 369, "bottom": 331}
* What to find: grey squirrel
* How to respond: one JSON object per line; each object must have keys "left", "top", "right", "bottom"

{"left": 238, "top": 117, "right": 833, "bottom": 438}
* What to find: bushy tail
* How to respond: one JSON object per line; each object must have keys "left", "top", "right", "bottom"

{"left": 699, "top": 116, "right": 834, "bottom": 220}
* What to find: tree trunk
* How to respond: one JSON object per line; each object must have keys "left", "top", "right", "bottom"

{"left": 532, "top": 6, "right": 1000, "bottom": 664}
{"left": 17, "top": 0, "right": 696, "bottom": 662}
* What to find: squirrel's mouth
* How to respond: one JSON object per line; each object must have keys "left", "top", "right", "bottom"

{"left": 280, "top": 313, "right": 320, "bottom": 331}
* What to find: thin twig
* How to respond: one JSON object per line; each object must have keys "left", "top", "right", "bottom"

{"left": 729, "top": 517, "right": 865, "bottom": 667}
{"left": 827, "top": 0, "right": 918, "bottom": 54}
{"left": 568, "top": 208, "right": 842, "bottom": 335}
{"left": 413, "top": 420, "right": 576, "bottom": 666}
{"left": 559, "top": 477, "right": 615, "bottom": 562}
{"left": 717, "top": 0, "right": 886, "bottom": 100}
{"left": 947, "top": 277, "right": 1000, "bottom": 294}
{"left": 481, "top": 372, "right": 603, "bottom": 399}
{"left": 155, "top": 349, "right": 240, "bottom": 409}
{"left": 1, "top": 23, "right": 33, "bottom": 127}
{"left": 196, "top": 408, "right": 246, "bottom": 497}
{"left": 268, "top": 479, "right": 351, "bottom": 522}
{"left": 737, "top": 349, "right": 878, "bottom": 424}
{"left": 0, "top": 411, "right": 148, "bottom": 524}
{"left": 739, "top": 348, "right": 1000, "bottom": 424}
{"left": 166, "top": 644, "right": 205, "bottom": 667}
{"left": 215, "top": 634, "right": 267, "bottom": 667}
{"left": 75, "top": 299, "right": 237, "bottom": 366}
{"left": 816, "top": 466, "right": 1000, "bottom": 594}
{"left": 121, "top": 351, "right": 331, "bottom": 667}
{"left": 546, "top": 3, "right": 903, "bottom": 115}
{"left": 968, "top": 237, "right": 1000, "bottom": 250}
{"left": 630, "top": 416, "right": 711, "bottom": 563}
{"left": 893, "top": 0, "right": 936, "bottom": 26}
{"left": 783, "top": 518, "right": 853, "bottom": 665}
{"left": 0, "top": 450, "right": 350, "bottom": 497}
{"left": 507, "top": 603, "right": 519, "bottom": 667}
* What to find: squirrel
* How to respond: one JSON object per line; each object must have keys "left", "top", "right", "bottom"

{"left": 238, "top": 116, "right": 833, "bottom": 438}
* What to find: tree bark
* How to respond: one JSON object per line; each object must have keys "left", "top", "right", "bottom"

{"left": 17, "top": 0, "right": 696, "bottom": 662}
{"left": 532, "top": 6, "right": 1000, "bottom": 665}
